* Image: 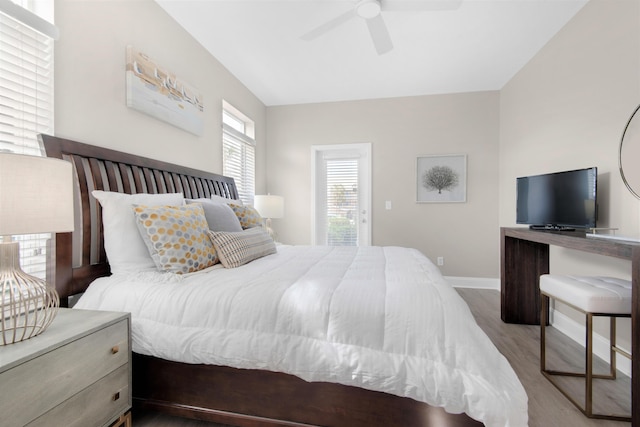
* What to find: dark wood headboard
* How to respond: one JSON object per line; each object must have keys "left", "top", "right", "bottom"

{"left": 40, "top": 134, "right": 239, "bottom": 305}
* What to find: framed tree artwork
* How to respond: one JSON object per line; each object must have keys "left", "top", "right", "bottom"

{"left": 416, "top": 154, "right": 467, "bottom": 203}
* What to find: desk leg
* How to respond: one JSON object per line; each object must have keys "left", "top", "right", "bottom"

{"left": 632, "top": 247, "right": 640, "bottom": 426}
{"left": 501, "top": 235, "right": 550, "bottom": 324}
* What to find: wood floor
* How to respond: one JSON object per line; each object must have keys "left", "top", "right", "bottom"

{"left": 132, "top": 288, "right": 631, "bottom": 426}
{"left": 456, "top": 288, "right": 630, "bottom": 427}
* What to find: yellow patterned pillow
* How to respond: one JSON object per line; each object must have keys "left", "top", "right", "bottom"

{"left": 133, "top": 204, "right": 218, "bottom": 274}
{"left": 229, "top": 203, "right": 263, "bottom": 229}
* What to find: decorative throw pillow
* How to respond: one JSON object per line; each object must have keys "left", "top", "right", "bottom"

{"left": 209, "top": 227, "right": 276, "bottom": 269}
{"left": 186, "top": 198, "right": 242, "bottom": 232}
{"left": 229, "top": 203, "right": 263, "bottom": 229}
{"left": 91, "top": 190, "right": 184, "bottom": 274}
{"left": 133, "top": 204, "right": 218, "bottom": 274}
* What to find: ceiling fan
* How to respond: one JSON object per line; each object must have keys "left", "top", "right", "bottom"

{"left": 302, "top": 0, "right": 463, "bottom": 55}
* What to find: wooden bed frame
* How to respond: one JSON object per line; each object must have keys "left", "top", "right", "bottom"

{"left": 41, "top": 134, "right": 483, "bottom": 427}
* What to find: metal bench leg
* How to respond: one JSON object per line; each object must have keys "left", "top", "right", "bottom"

{"left": 541, "top": 294, "right": 548, "bottom": 372}
{"left": 585, "top": 313, "right": 593, "bottom": 417}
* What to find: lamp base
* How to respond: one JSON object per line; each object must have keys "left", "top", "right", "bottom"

{"left": 264, "top": 218, "right": 277, "bottom": 242}
{"left": 0, "top": 240, "right": 59, "bottom": 345}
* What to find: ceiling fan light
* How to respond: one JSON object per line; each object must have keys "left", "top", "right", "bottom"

{"left": 356, "top": 0, "right": 381, "bottom": 19}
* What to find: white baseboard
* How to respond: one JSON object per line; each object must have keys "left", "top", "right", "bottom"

{"left": 550, "top": 308, "right": 631, "bottom": 377}
{"left": 448, "top": 276, "right": 631, "bottom": 377}
{"left": 446, "top": 276, "right": 499, "bottom": 290}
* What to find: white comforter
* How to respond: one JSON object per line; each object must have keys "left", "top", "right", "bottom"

{"left": 75, "top": 245, "right": 528, "bottom": 426}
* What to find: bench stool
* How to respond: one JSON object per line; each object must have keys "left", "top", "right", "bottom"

{"left": 539, "top": 274, "right": 631, "bottom": 421}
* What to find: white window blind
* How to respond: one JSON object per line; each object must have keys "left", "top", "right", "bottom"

{"left": 222, "top": 103, "right": 255, "bottom": 205}
{"left": 0, "top": 0, "right": 56, "bottom": 279}
{"left": 0, "top": 5, "right": 53, "bottom": 154}
{"left": 324, "top": 158, "right": 359, "bottom": 246}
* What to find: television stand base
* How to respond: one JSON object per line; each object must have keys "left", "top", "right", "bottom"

{"left": 529, "top": 224, "right": 576, "bottom": 232}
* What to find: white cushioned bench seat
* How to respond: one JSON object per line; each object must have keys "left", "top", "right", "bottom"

{"left": 539, "top": 274, "right": 632, "bottom": 420}
{"left": 539, "top": 275, "right": 631, "bottom": 314}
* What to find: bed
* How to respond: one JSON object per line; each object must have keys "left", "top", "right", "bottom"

{"left": 41, "top": 134, "right": 528, "bottom": 427}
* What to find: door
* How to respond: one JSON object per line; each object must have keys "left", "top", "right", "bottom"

{"left": 311, "top": 143, "right": 371, "bottom": 246}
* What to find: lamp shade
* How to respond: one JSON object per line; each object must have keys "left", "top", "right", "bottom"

{"left": 254, "top": 195, "right": 284, "bottom": 219}
{"left": 0, "top": 153, "right": 74, "bottom": 235}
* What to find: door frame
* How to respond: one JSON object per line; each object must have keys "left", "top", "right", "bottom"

{"left": 310, "top": 143, "right": 372, "bottom": 246}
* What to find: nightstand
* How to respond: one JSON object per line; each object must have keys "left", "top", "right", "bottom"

{"left": 0, "top": 308, "right": 131, "bottom": 427}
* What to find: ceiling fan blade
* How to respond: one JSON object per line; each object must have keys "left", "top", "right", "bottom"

{"left": 366, "top": 15, "right": 393, "bottom": 55}
{"left": 381, "top": 0, "right": 463, "bottom": 12}
{"left": 301, "top": 9, "right": 357, "bottom": 41}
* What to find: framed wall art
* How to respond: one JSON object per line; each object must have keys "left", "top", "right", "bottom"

{"left": 126, "top": 46, "right": 204, "bottom": 136}
{"left": 416, "top": 154, "right": 467, "bottom": 203}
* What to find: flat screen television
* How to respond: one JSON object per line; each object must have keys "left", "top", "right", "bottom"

{"left": 516, "top": 167, "right": 597, "bottom": 230}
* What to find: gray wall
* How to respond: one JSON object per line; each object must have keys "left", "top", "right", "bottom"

{"left": 53, "top": 0, "right": 640, "bottom": 301}
{"left": 499, "top": 0, "right": 639, "bottom": 348}
{"left": 265, "top": 0, "right": 640, "bottom": 284}
{"left": 55, "top": 0, "right": 267, "bottom": 192}
{"left": 267, "top": 92, "right": 500, "bottom": 278}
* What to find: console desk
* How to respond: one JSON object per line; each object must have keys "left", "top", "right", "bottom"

{"left": 500, "top": 227, "right": 640, "bottom": 425}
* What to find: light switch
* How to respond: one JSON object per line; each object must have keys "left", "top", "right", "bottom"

{"left": 385, "top": 200, "right": 392, "bottom": 210}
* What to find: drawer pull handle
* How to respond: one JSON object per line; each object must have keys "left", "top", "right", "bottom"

{"left": 111, "top": 345, "right": 119, "bottom": 354}
{"left": 113, "top": 392, "right": 120, "bottom": 401}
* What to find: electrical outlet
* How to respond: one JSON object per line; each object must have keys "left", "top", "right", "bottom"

{"left": 437, "top": 257, "right": 444, "bottom": 266}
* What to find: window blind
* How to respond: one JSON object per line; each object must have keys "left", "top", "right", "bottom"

{"left": 0, "top": 8, "right": 53, "bottom": 155}
{"left": 324, "top": 158, "right": 359, "bottom": 246}
{"left": 222, "top": 122, "right": 255, "bottom": 206}
{"left": 0, "top": 1, "right": 55, "bottom": 279}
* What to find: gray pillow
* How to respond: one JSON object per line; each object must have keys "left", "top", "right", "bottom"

{"left": 186, "top": 198, "right": 243, "bottom": 232}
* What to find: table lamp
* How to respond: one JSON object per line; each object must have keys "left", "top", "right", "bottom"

{"left": 253, "top": 194, "right": 284, "bottom": 240}
{"left": 0, "top": 153, "right": 74, "bottom": 344}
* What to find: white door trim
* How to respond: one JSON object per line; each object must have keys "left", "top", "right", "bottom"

{"left": 311, "top": 143, "right": 372, "bottom": 246}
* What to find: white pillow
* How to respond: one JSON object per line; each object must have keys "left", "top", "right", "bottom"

{"left": 92, "top": 191, "right": 184, "bottom": 274}
{"left": 210, "top": 194, "right": 242, "bottom": 205}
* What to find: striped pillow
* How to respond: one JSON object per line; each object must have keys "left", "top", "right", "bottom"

{"left": 209, "top": 227, "right": 276, "bottom": 268}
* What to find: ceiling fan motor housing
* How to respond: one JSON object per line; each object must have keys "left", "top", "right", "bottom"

{"left": 356, "top": 0, "right": 382, "bottom": 19}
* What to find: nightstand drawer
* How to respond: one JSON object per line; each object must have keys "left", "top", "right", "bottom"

{"left": 0, "top": 318, "right": 129, "bottom": 427}
{"left": 27, "top": 364, "right": 130, "bottom": 427}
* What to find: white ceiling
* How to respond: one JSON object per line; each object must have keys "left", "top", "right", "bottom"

{"left": 156, "top": 0, "right": 589, "bottom": 106}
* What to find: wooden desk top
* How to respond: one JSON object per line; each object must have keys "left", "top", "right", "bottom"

{"left": 501, "top": 227, "right": 639, "bottom": 261}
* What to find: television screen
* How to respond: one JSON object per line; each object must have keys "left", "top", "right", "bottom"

{"left": 516, "top": 167, "right": 597, "bottom": 230}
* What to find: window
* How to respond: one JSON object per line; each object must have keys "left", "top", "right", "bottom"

{"left": 222, "top": 101, "right": 255, "bottom": 205}
{"left": 325, "top": 158, "right": 359, "bottom": 246}
{"left": 0, "top": 0, "right": 57, "bottom": 279}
